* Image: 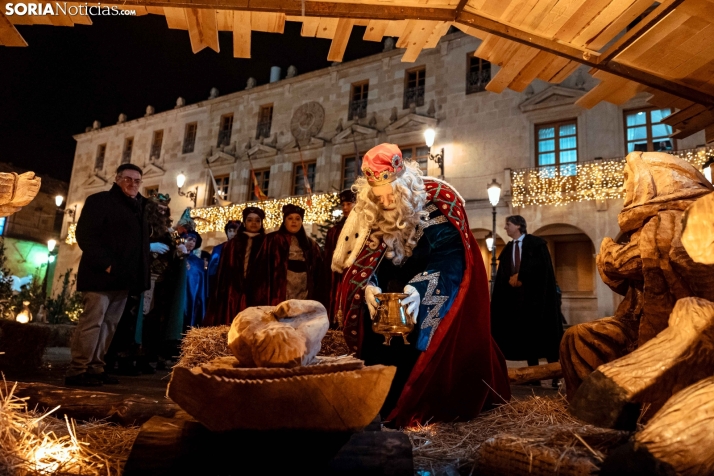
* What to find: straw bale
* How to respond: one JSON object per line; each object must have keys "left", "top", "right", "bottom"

{"left": 175, "top": 326, "right": 349, "bottom": 369}
{"left": 0, "top": 379, "right": 140, "bottom": 475}
{"left": 400, "top": 395, "right": 630, "bottom": 475}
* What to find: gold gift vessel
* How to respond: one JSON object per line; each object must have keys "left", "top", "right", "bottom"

{"left": 372, "top": 293, "right": 415, "bottom": 345}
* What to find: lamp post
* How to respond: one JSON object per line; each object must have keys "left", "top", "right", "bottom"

{"left": 55, "top": 195, "right": 77, "bottom": 223}
{"left": 487, "top": 178, "right": 501, "bottom": 295}
{"left": 423, "top": 128, "right": 445, "bottom": 179}
{"left": 42, "top": 239, "right": 57, "bottom": 300}
{"left": 176, "top": 173, "right": 198, "bottom": 208}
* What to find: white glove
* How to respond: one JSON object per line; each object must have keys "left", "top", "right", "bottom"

{"left": 365, "top": 285, "right": 382, "bottom": 320}
{"left": 402, "top": 285, "right": 420, "bottom": 321}
{"left": 176, "top": 244, "right": 188, "bottom": 255}
{"left": 150, "top": 242, "right": 170, "bottom": 254}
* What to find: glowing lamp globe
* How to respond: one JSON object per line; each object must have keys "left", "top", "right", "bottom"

{"left": 47, "top": 239, "right": 56, "bottom": 253}
{"left": 16, "top": 301, "right": 31, "bottom": 324}
{"left": 487, "top": 179, "right": 502, "bottom": 207}
{"left": 486, "top": 235, "right": 494, "bottom": 251}
{"left": 176, "top": 173, "right": 187, "bottom": 188}
{"left": 423, "top": 128, "right": 436, "bottom": 148}
{"left": 55, "top": 195, "right": 64, "bottom": 207}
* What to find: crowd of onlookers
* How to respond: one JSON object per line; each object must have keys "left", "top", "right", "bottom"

{"left": 65, "top": 163, "right": 354, "bottom": 386}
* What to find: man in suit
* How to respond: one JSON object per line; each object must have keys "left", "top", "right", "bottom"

{"left": 490, "top": 215, "right": 563, "bottom": 373}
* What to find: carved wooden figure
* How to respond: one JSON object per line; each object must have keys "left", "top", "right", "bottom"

{"left": 561, "top": 152, "right": 714, "bottom": 400}
{"left": 0, "top": 171, "right": 41, "bottom": 217}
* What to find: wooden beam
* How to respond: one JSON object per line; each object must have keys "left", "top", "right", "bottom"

{"left": 251, "top": 12, "right": 284, "bottom": 32}
{"left": 401, "top": 20, "right": 439, "bottom": 62}
{"left": 0, "top": 11, "right": 27, "bottom": 46}
{"left": 327, "top": 18, "right": 353, "bottom": 62}
{"left": 315, "top": 17, "right": 338, "bottom": 39}
{"left": 233, "top": 10, "right": 251, "bottom": 58}
{"left": 423, "top": 21, "right": 450, "bottom": 49}
{"left": 164, "top": 7, "right": 188, "bottom": 29}
{"left": 508, "top": 50, "right": 553, "bottom": 92}
{"left": 486, "top": 44, "right": 540, "bottom": 93}
{"left": 598, "top": 0, "right": 685, "bottom": 64}
{"left": 363, "top": 20, "right": 389, "bottom": 42}
{"left": 300, "top": 17, "right": 320, "bottom": 37}
{"left": 185, "top": 8, "right": 219, "bottom": 53}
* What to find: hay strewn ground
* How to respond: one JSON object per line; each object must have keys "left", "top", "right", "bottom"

{"left": 401, "top": 394, "right": 630, "bottom": 475}
{"left": 176, "top": 326, "right": 350, "bottom": 368}
{"left": 0, "top": 380, "right": 139, "bottom": 476}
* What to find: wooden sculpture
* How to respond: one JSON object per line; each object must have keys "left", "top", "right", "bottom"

{"left": 561, "top": 152, "right": 714, "bottom": 400}
{"left": 0, "top": 172, "right": 41, "bottom": 216}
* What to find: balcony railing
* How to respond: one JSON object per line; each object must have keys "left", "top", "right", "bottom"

{"left": 403, "top": 85, "right": 425, "bottom": 110}
{"left": 150, "top": 144, "right": 162, "bottom": 160}
{"left": 348, "top": 98, "right": 368, "bottom": 120}
{"left": 256, "top": 121, "right": 272, "bottom": 140}
{"left": 217, "top": 129, "right": 232, "bottom": 147}
{"left": 510, "top": 147, "right": 713, "bottom": 207}
{"left": 467, "top": 68, "right": 491, "bottom": 94}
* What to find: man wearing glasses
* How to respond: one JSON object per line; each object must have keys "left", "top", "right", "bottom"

{"left": 66, "top": 164, "right": 151, "bottom": 386}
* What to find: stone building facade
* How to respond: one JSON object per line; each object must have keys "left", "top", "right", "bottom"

{"left": 54, "top": 31, "right": 705, "bottom": 325}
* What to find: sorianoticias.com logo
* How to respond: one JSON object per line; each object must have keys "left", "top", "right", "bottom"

{"left": 4, "top": 3, "right": 136, "bottom": 16}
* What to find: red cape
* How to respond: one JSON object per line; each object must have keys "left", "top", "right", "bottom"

{"left": 337, "top": 179, "right": 511, "bottom": 427}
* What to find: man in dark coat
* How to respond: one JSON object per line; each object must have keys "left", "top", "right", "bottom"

{"left": 66, "top": 163, "right": 150, "bottom": 386}
{"left": 322, "top": 189, "right": 355, "bottom": 326}
{"left": 490, "top": 215, "right": 563, "bottom": 367}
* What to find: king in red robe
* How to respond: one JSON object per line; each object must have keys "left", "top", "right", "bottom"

{"left": 332, "top": 143, "right": 511, "bottom": 428}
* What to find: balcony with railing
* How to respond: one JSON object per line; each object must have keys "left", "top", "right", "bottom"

{"left": 348, "top": 98, "right": 368, "bottom": 120}
{"left": 256, "top": 120, "right": 271, "bottom": 140}
{"left": 510, "top": 147, "right": 713, "bottom": 207}
{"left": 217, "top": 129, "right": 232, "bottom": 147}
{"left": 467, "top": 67, "right": 491, "bottom": 94}
{"left": 150, "top": 143, "right": 162, "bottom": 160}
{"left": 403, "top": 85, "right": 425, "bottom": 110}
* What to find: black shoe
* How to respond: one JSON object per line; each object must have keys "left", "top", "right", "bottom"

{"left": 94, "top": 372, "right": 120, "bottom": 384}
{"left": 65, "top": 373, "right": 103, "bottom": 387}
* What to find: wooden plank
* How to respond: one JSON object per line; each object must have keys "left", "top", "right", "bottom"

{"left": 520, "top": 0, "right": 560, "bottom": 31}
{"left": 300, "top": 17, "right": 320, "bottom": 37}
{"left": 537, "top": 0, "right": 588, "bottom": 37}
{"left": 251, "top": 12, "right": 285, "bottom": 33}
{"left": 575, "top": 76, "right": 630, "bottom": 109}
{"left": 133, "top": 6, "right": 149, "bottom": 15}
{"left": 384, "top": 20, "right": 409, "bottom": 37}
{"left": 185, "top": 8, "right": 220, "bottom": 53}
{"left": 486, "top": 43, "right": 540, "bottom": 93}
{"left": 499, "top": 0, "right": 536, "bottom": 25}
{"left": 602, "top": 79, "right": 645, "bottom": 105}
{"left": 548, "top": 59, "right": 580, "bottom": 82}
{"left": 48, "top": 7, "right": 76, "bottom": 26}
{"left": 628, "top": 16, "right": 711, "bottom": 72}
{"left": 614, "top": 9, "right": 690, "bottom": 63}
{"left": 505, "top": 0, "right": 539, "bottom": 27}
{"left": 233, "top": 10, "right": 251, "bottom": 58}
{"left": 670, "top": 109, "right": 714, "bottom": 139}
{"left": 363, "top": 19, "right": 389, "bottom": 41}
{"left": 552, "top": 0, "right": 613, "bottom": 42}
{"left": 587, "top": 0, "right": 653, "bottom": 50}
{"left": 452, "top": 22, "right": 488, "bottom": 39}
{"left": 656, "top": 23, "right": 714, "bottom": 79}
{"left": 423, "top": 21, "right": 450, "bottom": 48}
{"left": 473, "top": 33, "right": 501, "bottom": 60}
{"left": 570, "top": 0, "right": 638, "bottom": 48}
{"left": 0, "top": 11, "right": 27, "bottom": 46}
{"left": 646, "top": 89, "right": 694, "bottom": 110}
{"left": 508, "top": 362, "right": 562, "bottom": 384}
{"left": 146, "top": 6, "right": 165, "bottom": 14}
{"left": 509, "top": 50, "right": 553, "bottom": 91}
{"left": 401, "top": 20, "right": 440, "bottom": 62}
{"left": 662, "top": 103, "right": 708, "bottom": 128}
{"left": 216, "top": 10, "right": 233, "bottom": 30}
{"left": 480, "top": 0, "right": 515, "bottom": 19}
{"left": 315, "top": 17, "right": 338, "bottom": 39}
{"left": 164, "top": 7, "right": 188, "bottom": 30}
{"left": 327, "top": 18, "right": 354, "bottom": 62}
{"left": 395, "top": 19, "right": 418, "bottom": 48}
{"left": 536, "top": 55, "right": 569, "bottom": 81}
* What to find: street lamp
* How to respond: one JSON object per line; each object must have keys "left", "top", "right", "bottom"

{"left": 487, "top": 178, "right": 501, "bottom": 295}
{"left": 485, "top": 233, "right": 494, "bottom": 252}
{"left": 703, "top": 157, "right": 713, "bottom": 183}
{"left": 176, "top": 172, "right": 198, "bottom": 208}
{"left": 423, "top": 128, "right": 445, "bottom": 179}
{"left": 54, "top": 195, "right": 77, "bottom": 223}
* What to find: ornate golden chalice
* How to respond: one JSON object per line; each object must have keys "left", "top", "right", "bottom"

{"left": 372, "top": 293, "right": 415, "bottom": 345}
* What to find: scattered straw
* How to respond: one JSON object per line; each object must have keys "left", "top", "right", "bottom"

{"left": 176, "top": 326, "right": 351, "bottom": 369}
{"left": 399, "top": 394, "right": 630, "bottom": 475}
{"left": 0, "top": 378, "right": 139, "bottom": 475}
{"left": 175, "top": 326, "right": 231, "bottom": 369}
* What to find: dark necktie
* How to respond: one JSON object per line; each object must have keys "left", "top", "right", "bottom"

{"left": 514, "top": 241, "right": 521, "bottom": 274}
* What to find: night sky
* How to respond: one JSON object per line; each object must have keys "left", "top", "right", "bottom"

{"left": 0, "top": 15, "right": 384, "bottom": 182}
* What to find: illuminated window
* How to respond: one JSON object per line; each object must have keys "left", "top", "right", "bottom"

{"left": 208, "top": 174, "right": 230, "bottom": 203}
{"left": 624, "top": 108, "right": 674, "bottom": 153}
{"left": 536, "top": 120, "right": 578, "bottom": 176}
{"left": 293, "top": 161, "right": 316, "bottom": 195}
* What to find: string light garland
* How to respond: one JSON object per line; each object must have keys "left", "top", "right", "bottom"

{"left": 512, "top": 148, "right": 714, "bottom": 207}
{"left": 190, "top": 193, "right": 340, "bottom": 233}
{"left": 65, "top": 223, "right": 77, "bottom": 245}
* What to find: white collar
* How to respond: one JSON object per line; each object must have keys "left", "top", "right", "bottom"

{"left": 514, "top": 234, "right": 525, "bottom": 243}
